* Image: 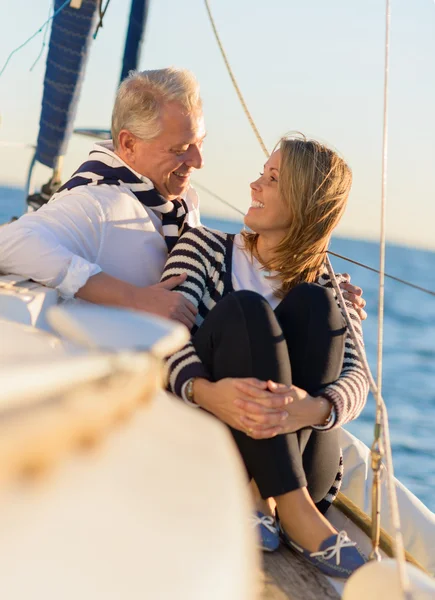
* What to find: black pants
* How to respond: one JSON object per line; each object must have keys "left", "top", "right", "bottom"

{"left": 192, "top": 285, "right": 346, "bottom": 503}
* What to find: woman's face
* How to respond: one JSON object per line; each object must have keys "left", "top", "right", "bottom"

{"left": 244, "top": 150, "right": 291, "bottom": 237}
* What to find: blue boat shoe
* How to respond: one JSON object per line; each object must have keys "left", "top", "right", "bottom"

{"left": 251, "top": 511, "right": 280, "bottom": 552}
{"left": 278, "top": 523, "right": 367, "bottom": 578}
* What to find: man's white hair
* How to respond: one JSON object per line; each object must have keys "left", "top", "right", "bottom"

{"left": 111, "top": 67, "right": 202, "bottom": 148}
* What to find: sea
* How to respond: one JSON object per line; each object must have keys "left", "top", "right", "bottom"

{"left": 1, "top": 185, "right": 434, "bottom": 512}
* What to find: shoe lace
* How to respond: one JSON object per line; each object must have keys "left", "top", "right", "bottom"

{"left": 309, "top": 531, "right": 356, "bottom": 565}
{"left": 251, "top": 514, "right": 277, "bottom": 534}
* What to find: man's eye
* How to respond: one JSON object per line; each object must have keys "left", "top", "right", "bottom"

{"left": 173, "top": 148, "right": 188, "bottom": 155}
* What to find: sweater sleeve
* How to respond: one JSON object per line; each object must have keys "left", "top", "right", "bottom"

{"left": 161, "top": 227, "right": 219, "bottom": 397}
{"left": 315, "top": 271, "right": 370, "bottom": 429}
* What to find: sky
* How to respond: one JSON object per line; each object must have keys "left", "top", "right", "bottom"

{"left": 0, "top": 0, "right": 434, "bottom": 249}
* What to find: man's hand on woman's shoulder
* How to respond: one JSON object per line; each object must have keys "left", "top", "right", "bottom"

{"left": 339, "top": 273, "right": 367, "bottom": 321}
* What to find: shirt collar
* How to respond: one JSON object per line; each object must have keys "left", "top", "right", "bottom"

{"left": 94, "top": 139, "right": 155, "bottom": 188}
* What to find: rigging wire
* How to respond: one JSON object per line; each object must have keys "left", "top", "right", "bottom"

{"left": 93, "top": 0, "right": 112, "bottom": 39}
{"left": 192, "top": 180, "right": 245, "bottom": 218}
{"left": 30, "top": 0, "right": 54, "bottom": 73}
{"left": 327, "top": 250, "right": 435, "bottom": 296}
{"left": 193, "top": 180, "right": 435, "bottom": 298}
{"left": 0, "top": 0, "right": 70, "bottom": 79}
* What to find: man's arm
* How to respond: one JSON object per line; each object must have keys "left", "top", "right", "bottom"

{"left": 0, "top": 194, "right": 197, "bottom": 327}
{"left": 77, "top": 271, "right": 197, "bottom": 329}
{"left": 0, "top": 193, "right": 103, "bottom": 296}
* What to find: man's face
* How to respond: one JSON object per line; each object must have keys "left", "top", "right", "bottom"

{"left": 124, "top": 101, "right": 206, "bottom": 200}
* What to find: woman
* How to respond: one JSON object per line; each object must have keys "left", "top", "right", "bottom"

{"left": 161, "top": 135, "right": 369, "bottom": 578}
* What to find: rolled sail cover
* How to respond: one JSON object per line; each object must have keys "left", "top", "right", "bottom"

{"left": 35, "top": 0, "right": 99, "bottom": 169}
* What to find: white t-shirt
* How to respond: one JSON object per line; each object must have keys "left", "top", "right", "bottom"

{"left": 231, "top": 234, "right": 280, "bottom": 309}
{"left": 0, "top": 143, "right": 200, "bottom": 299}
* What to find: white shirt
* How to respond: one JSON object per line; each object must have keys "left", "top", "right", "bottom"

{"left": 231, "top": 234, "right": 280, "bottom": 309}
{"left": 0, "top": 142, "right": 201, "bottom": 299}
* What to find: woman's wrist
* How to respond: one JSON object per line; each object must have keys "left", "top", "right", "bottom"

{"left": 311, "top": 396, "right": 334, "bottom": 427}
{"left": 182, "top": 378, "right": 200, "bottom": 407}
{"left": 192, "top": 377, "right": 214, "bottom": 410}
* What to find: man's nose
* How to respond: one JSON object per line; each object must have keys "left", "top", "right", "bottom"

{"left": 185, "top": 144, "right": 204, "bottom": 170}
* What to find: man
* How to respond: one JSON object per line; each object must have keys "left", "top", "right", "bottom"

{"left": 0, "top": 67, "right": 366, "bottom": 436}
{"left": 0, "top": 68, "right": 203, "bottom": 329}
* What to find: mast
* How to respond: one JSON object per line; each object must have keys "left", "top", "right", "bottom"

{"left": 119, "top": 0, "right": 150, "bottom": 83}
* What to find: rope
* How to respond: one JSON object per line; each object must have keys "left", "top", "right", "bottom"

{"left": 0, "top": 354, "right": 161, "bottom": 485}
{"left": 0, "top": 0, "right": 71, "bottom": 79}
{"left": 374, "top": 2, "right": 410, "bottom": 595}
{"left": 326, "top": 259, "right": 411, "bottom": 597}
{"left": 203, "top": 0, "right": 269, "bottom": 158}
{"left": 377, "top": 0, "right": 390, "bottom": 406}
{"left": 204, "top": 0, "right": 412, "bottom": 595}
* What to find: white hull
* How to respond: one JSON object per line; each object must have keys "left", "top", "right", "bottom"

{"left": 328, "top": 429, "right": 435, "bottom": 597}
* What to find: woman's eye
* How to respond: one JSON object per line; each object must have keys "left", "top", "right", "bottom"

{"left": 259, "top": 171, "right": 277, "bottom": 182}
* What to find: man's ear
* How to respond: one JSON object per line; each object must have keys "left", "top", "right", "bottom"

{"left": 117, "top": 130, "right": 136, "bottom": 158}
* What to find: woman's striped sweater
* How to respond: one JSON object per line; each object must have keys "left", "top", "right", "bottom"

{"left": 161, "top": 226, "right": 369, "bottom": 431}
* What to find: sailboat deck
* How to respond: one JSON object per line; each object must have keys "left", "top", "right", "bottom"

{"left": 260, "top": 546, "right": 340, "bottom": 599}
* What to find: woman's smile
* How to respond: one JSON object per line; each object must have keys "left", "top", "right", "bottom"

{"left": 250, "top": 199, "right": 265, "bottom": 209}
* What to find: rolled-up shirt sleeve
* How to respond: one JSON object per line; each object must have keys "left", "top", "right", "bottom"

{"left": 56, "top": 255, "right": 102, "bottom": 299}
{"left": 0, "top": 191, "right": 104, "bottom": 298}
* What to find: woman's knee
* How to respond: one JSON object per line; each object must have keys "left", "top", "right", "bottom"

{"left": 194, "top": 289, "right": 289, "bottom": 383}
{"left": 230, "top": 289, "right": 269, "bottom": 304}
{"left": 287, "top": 282, "right": 335, "bottom": 309}
{"left": 213, "top": 290, "right": 273, "bottom": 321}
{"left": 280, "top": 283, "right": 343, "bottom": 325}
{"left": 198, "top": 290, "right": 273, "bottom": 339}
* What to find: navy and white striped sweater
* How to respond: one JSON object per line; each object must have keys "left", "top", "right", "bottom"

{"left": 161, "top": 226, "right": 369, "bottom": 431}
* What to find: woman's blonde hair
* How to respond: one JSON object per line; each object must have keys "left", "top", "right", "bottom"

{"left": 242, "top": 134, "right": 352, "bottom": 298}
{"left": 111, "top": 67, "right": 202, "bottom": 148}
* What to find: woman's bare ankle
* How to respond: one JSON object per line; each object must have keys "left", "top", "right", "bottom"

{"left": 256, "top": 497, "right": 275, "bottom": 517}
{"left": 275, "top": 487, "right": 336, "bottom": 552}
{"left": 249, "top": 481, "right": 275, "bottom": 517}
